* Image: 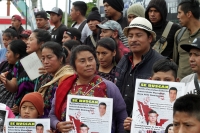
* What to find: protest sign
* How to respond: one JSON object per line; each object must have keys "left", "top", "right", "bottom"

{"left": 0, "top": 109, "right": 7, "bottom": 133}
{"left": 131, "top": 79, "right": 185, "bottom": 133}
{"left": 6, "top": 119, "right": 50, "bottom": 133}
{"left": 20, "top": 52, "right": 43, "bottom": 80}
{"left": 66, "top": 95, "right": 113, "bottom": 133}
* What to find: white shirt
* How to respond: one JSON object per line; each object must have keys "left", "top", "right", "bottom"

{"left": 181, "top": 73, "right": 199, "bottom": 94}
{"left": 73, "top": 21, "right": 92, "bottom": 43}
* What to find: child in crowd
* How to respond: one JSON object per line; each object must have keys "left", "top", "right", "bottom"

{"left": 19, "top": 92, "right": 52, "bottom": 132}
{"left": 123, "top": 59, "right": 178, "bottom": 132}
{"left": 173, "top": 94, "right": 200, "bottom": 133}
{"left": 19, "top": 92, "right": 44, "bottom": 119}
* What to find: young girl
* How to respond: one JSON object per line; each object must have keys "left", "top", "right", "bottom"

{"left": 0, "top": 40, "right": 28, "bottom": 108}
{"left": 0, "top": 28, "right": 18, "bottom": 63}
{"left": 96, "top": 37, "right": 121, "bottom": 82}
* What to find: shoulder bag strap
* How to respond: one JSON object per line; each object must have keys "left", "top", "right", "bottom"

{"left": 153, "top": 22, "right": 173, "bottom": 53}
{"left": 90, "top": 35, "right": 96, "bottom": 48}
{"left": 194, "top": 73, "right": 200, "bottom": 95}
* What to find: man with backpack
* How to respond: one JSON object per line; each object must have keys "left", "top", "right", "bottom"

{"left": 145, "top": 0, "right": 180, "bottom": 58}
{"left": 173, "top": 0, "right": 200, "bottom": 80}
{"left": 70, "top": 1, "right": 92, "bottom": 43}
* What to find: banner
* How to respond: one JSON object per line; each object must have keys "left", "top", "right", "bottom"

{"left": 131, "top": 79, "right": 185, "bottom": 133}
{"left": 6, "top": 119, "right": 50, "bottom": 133}
{"left": 66, "top": 95, "right": 113, "bottom": 133}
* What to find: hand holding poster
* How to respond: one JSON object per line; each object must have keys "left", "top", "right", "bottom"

{"left": 131, "top": 79, "right": 185, "bottom": 133}
{"left": 6, "top": 119, "right": 50, "bottom": 133}
{"left": 66, "top": 95, "right": 113, "bottom": 133}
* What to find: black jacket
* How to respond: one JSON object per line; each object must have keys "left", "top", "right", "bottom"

{"left": 115, "top": 49, "right": 164, "bottom": 116}
{"left": 105, "top": 13, "right": 128, "bottom": 30}
{"left": 145, "top": 0, "right": 180, "bottom": 58}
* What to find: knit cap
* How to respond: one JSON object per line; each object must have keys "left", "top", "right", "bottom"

{"left": 87, "top": 7, "right": 101, "bottom": 23}
{"left": 20, "top": 92, "right": 44, "bottom": 116}
{"left": 103, "top": 0, "right": 124, "bottom": 12}
{"left": 127, "top": 3, "right": 145, "bottom": 18}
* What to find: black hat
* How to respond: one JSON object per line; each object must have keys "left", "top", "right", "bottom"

{"left": 65, "top": 28, "right": 81, "bottom": 41}
{"left": 181, "top": 37, "right": 200, "bottom": 52}
{"left": 35, "top": 11, "right": 48, "bottom": 19}
{"left": 87, "top": 7, "right": 101, "bottom": 23}
{"left": 103, "top": 0, "right": 124, "bottom": 12}
{"left": 46, "top": 7, "right": 63, "bottom": 16}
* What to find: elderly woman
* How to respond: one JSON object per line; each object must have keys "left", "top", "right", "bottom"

{"left": 35, "top": 41, "right": 74, "bottom": 118}
{"left": 49, "top": 45, "right": 127, "bottom": 133}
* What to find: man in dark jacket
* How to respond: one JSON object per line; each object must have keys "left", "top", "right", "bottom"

{"left": 103, "top": 0, "right": 128, "bottom": 29}
{"left": 115, "top": 17, "right": 164, "bottom": 117}
{"left": 145, "top": 0, "right": 180, "bottom": 58}
{"left": 10, "top": 15, "right": 24, "bottom": 38}
{"left": 103, "top": 0, "right": 129, "bottom": 47}
{"left": 84, "top": 7, "right": 101, "bottom": 50}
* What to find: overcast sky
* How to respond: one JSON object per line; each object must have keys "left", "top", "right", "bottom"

{"left": 0, "top": 0, "right": 91, "bottom": 17}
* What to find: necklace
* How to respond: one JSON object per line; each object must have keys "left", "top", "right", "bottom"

{"left": 72, "top": 78, "right": 103, "bottom": 96}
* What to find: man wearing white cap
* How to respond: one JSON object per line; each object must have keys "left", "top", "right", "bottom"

{"left": 115, "top": 17, "right": 164, "bottom": 117}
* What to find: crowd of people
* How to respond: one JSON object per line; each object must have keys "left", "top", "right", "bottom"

{"left": 0, "top": 0, "right": 199, "bottom": 133}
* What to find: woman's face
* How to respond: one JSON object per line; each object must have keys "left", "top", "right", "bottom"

{"left": 2, "top": 34, "right": 12, "bottom": 48}
{"left": 6, "top": 45, "right": 19, "bottom": 64}
{"left": 41, "top": 48, "right": 62, "bottom": 75}
{"left": 26, "top": 33, "right": 40, "bottom": 54}
{"left": 96, "top": 46, "right": 116, "bottom": 69}
{"left": 75, "top": 51, "right": 96, "bottom": 78}
{"left": 168, "top": 126, "right": 174, "bottom": 133}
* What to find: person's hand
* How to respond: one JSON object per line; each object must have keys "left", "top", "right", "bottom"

{"left": 38, "top": 67, "right": 47, "bottom": 74}
{"left": 47, "top": 129, "right": 53, "bottom": 133}
{"left": 11, "top": 104, "right": 19, "bottom": 114}
{"left": 56, "top": 121, "right": 74, "bottom": 132}
{"left": 124, "top": 117, "right": 132, "bottom": 130}
{"left": 0, "top": 71, "right": 9, "bottom": 84}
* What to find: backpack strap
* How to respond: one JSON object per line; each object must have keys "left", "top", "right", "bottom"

{"left": 194, "top": 73, "right": 200, "bottom": 95}
{"left": 176, "top": 27, "right": 187, "bottom": 45}
{"left": 153, "top": 21, "right": 173, "bottom": 53}
{"left": 71, "top": 20, "right": 87, "bottom": 32}
{"left": 90, "top": 35, "right": 96, "bottom": 48}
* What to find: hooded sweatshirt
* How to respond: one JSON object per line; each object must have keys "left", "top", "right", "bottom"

{"left": 145, "top": 0, "right": 180, "bottom": 58}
